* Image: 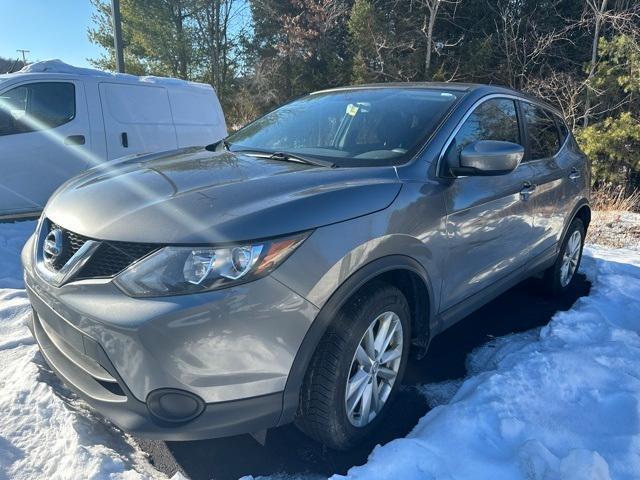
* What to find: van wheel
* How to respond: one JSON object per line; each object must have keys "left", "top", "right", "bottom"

{"left": 295, "top": 281, "right": 411, "bottom": 450}
{"left": 544, "top": 218, "right": 585, "bottom": 296}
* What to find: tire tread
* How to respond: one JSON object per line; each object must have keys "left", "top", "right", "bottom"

{"left": 295, "top": 281, "right": 409, "bottom": 449}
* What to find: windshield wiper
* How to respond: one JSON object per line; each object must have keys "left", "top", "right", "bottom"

{"left": 270, "top": 151, "right": 336, "bottom": 168}
{"left": 236, "top": 149, "right": 337, "bottom": 168}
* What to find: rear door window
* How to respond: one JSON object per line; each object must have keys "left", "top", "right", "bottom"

{"left": 0, "top": 82, "right": 75, "bottom": 136}
{"left": 522, "top": 102, "right": 561, "bottom": 160}
{"left": 448, "top": 98, "right": 520, "bottom": 159}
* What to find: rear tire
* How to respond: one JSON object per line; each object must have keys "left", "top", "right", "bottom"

{"left": 295, "top": 281, "right": 411, "bottom": 450}
{"left": 543, "top": 218, "right": 585, "bottom": 296}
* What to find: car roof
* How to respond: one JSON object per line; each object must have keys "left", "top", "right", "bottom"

{"left": 314, "top": 82, "right": 474, "bottom": 93}
{"left": 311, "top": 82, "right": 562, "bottom": 118}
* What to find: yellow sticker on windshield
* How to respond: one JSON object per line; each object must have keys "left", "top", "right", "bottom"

{"left": 346, "top": 104, "right": 359, "bottom": 116}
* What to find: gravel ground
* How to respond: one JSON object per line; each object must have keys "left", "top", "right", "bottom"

{"left": 587, "top": 210, "right": 640, "bottom": 250}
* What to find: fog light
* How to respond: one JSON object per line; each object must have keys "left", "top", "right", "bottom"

{"left": 146, "top": 389, "right": 205, "bottom": 425}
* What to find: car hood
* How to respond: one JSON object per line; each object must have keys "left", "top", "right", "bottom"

{"left": 45, "top": 148, "right": 402, "bottom": 244}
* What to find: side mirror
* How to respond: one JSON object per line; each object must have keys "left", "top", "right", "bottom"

{"left": 448, "top": 140, "right": 524, "bottom": 176}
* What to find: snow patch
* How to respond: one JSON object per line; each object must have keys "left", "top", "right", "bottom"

{"left": 335, "top": 246, "right": 640, "bottom": 480}
{"left": 0, "top": 221, "right": 164, "bottom": 479}
{"left": 0, "top": 221, "right": 34, "bottom": 289}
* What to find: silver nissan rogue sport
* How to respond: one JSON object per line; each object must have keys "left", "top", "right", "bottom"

{"left": 22, "top": 83, "right": 590, "bottom": 450}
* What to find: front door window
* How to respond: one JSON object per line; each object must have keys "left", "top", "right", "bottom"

{"left": 0, "top": 82, "right": 75, "bottom": 136}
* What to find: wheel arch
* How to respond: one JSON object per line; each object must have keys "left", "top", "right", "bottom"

{"left": 560, "top": 199, "right": 591, "bottom": 249}
{"left": 279, "top": 255, "right": 435, "bottom": 426}
{"left": 574, "top": 203, "right": 591, "bottom": 230}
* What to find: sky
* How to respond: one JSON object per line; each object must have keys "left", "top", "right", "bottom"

{"left": 0, "top": 0, "right": 101, "bottom": 67}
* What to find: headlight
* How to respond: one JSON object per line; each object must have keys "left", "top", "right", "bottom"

{"left": 113, "top": 232, "right": 309, "bottom": 297}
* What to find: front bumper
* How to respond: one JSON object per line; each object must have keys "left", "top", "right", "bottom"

{"left": 26, "top": 302, "right": 283, "bottom": 440}
{"left": 23, "top": 242, "right": 318, "bottom": 439}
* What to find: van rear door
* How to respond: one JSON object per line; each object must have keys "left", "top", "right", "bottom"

{"left": 98, "top": 83, "right": 178, "bottom": 160}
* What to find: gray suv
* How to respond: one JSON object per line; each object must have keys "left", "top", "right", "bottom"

{"left": 22, "top": 83, "right": 590, "bottom": 450}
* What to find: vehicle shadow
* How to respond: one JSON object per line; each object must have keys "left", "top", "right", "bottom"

{"left": 136, "top": 274, "right": 591, "bottom": 480}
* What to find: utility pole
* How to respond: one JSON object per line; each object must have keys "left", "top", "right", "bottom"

{"left": 111, "top": 0, "right": 125, "bottom": 73}
{"left": 16, "top": 49, "right": 29, "bottom": 64}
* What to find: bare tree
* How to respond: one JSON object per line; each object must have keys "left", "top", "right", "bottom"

{"left": 192, "top": 0, "right": 247, "bottom": 93}
{"left": 525, "top": 72, "right": 590, "bottom": 130}
{"left": 413, "top": 0, "right": 462, "bottom": 78}
{"left": 583, "top": 0, "right": 609, "bottom": 127}
{"left": 491, "top": 0, "right": 572, "bottom": 89}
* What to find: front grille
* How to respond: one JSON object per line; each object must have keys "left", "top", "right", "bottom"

{"left": 50, "top": 223, "right": 89, "bottom": 269}
{"left": 76, "top": 241, "right": 158, "bottom": 279}
{"left": 47, "top": 221, "right": 159, "bottom": 280}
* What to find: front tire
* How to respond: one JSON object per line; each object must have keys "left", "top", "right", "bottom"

{"left": 544, "top": 218, "right": 585, "bottom": 296}
{"left": 295, "top": 281, "right": 411, "bottom": 450}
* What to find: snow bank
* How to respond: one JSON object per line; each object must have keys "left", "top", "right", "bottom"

{"left": 0, "top": 221, "right": 33, "bottom": 289}
{"left": 0, "top": 221, "right": 164, "bottom": 480}
{"left": 336, "top": 246, "right": 640, "bottom": 480}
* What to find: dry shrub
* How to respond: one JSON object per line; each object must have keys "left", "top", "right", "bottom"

{"left": 591, "top": 184, "right": 640, "bottom": 212}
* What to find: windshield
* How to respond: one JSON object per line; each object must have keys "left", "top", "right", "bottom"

{"left": 227, "top": 88, "right": 460, "bottom": 167}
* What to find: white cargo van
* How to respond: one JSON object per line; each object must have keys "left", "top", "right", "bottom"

{"left": 0, "top": 60, "right": 227, "bottom": 219}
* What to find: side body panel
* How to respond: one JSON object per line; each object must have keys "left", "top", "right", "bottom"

{"left": 271, "top": 181, "right": 448, "bottom": 316}
{"left": 0, "top": 76, "right": 93, "bottom": 216}
{"left": 524, "top": 155, "right": 566, "bottom": 257}
{"left": 168, "top": 86, "right": 227, "bottom": 147}
{"left": 553, "top": 135, "right": 591, "bottom": 240}
{"left": 83, "top": 77, "right": 109, "bottom": 166}
{"left": 519, "top": 101, "right": 582, "bottom": 259}
{"left": 439, "top": 163, "right": 536, "bottom": 310}
{"left": 98, "top": 82, "right": 179, "bottom": 160}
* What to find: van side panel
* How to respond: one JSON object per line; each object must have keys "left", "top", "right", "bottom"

{"left": 0, "top": 77, "right": 93, "bottom": 216}
{"left": 168, "top": 86, "right": 227, "bottom": 148}
{"left": 84, "top": 79, "right": 108, "bottom": 164}
{"left": 98, "top": 83, "right": 178, "bottom": 160}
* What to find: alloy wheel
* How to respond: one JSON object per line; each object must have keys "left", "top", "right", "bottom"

{"left": 560, "top": 230, "right": 582, "bottom": 287}
{"left": 345, "top": 311, "right": 404, "bottom": 427}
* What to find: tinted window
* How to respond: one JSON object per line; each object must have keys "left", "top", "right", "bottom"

{"left": 448, "top": 98, "right": 520, "bottom": 159}
{"left": 523, "top": 103, "right": 560, "bottom": 160}
{"left": 0, "top": 82, "right": 75, "bottom": 136}
{"left": 227, "top": 88, "right": 459, "bottom": 167}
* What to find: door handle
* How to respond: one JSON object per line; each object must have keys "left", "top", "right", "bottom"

{"left": 64, "top": 135, "right": 85, "bottom": 145}
{"left": 520, "top": 182, "right": 537, "bottom": 201}
{"left": 121, "top": 132, "right": 129, "bottom": 148}
{"left": 569, "top": 167, "right": 581, "bottom": 180}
